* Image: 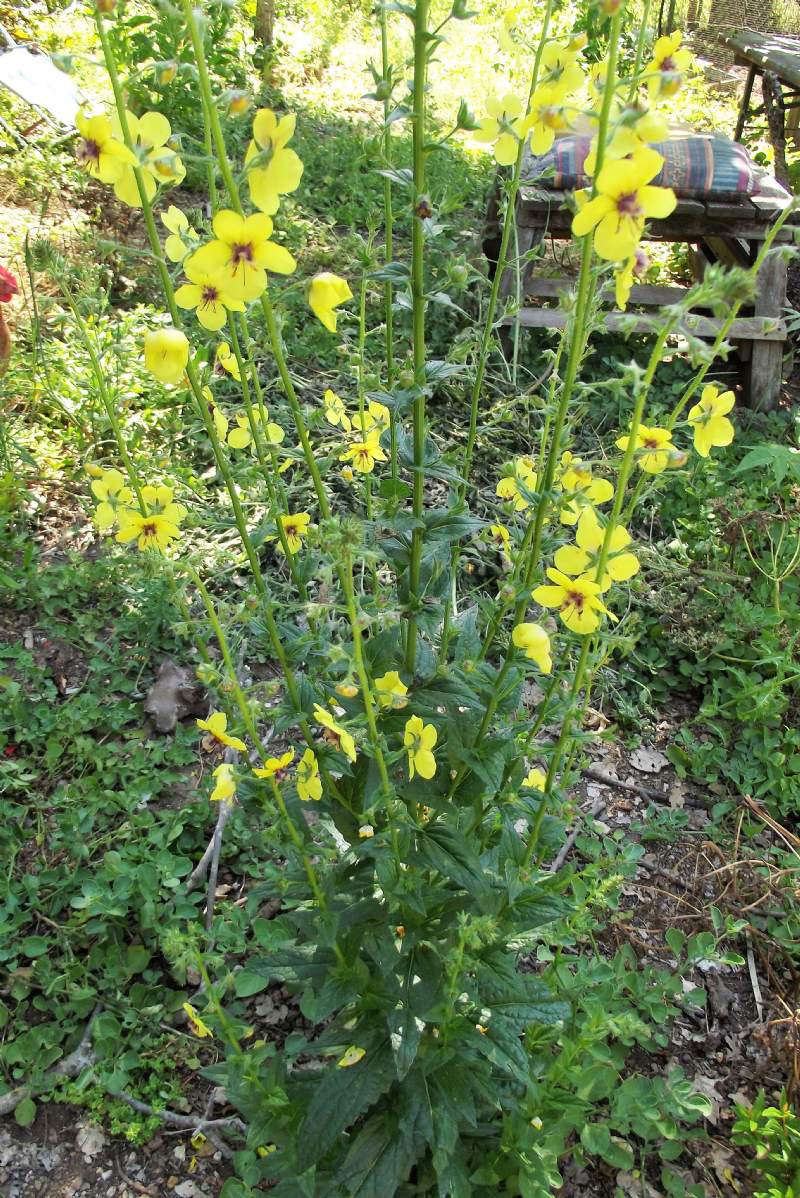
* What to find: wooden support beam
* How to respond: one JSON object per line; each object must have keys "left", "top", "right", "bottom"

{"left": 509, "top": 308, "right": 787, "bottom": 341}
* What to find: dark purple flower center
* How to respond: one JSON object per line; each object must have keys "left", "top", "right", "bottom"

{"left": 616, "top": 192, "right": 642, "bottom": 217}
{"left": 231, "top": 242, "right": 254, "bottom": 266}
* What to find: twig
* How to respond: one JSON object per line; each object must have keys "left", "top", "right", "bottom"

{"left": 116, "top": 1090, "right": 246, "bottom": 1157}
{"left": 114, "top": 1151, "right": 155, "bottom": 1196}
{"left": 746, "top": 932, "right": 765, "bottom": 1022}
{"left": 743, "top": 794, "right": 800, "bottom": 856}
{"left": 550, "top": 797, "right": 607, "bottom": 872}
{"left": 0, "top": 1006, "right": 101, "bottom": 1116}
{"left": 584, "top": 764, "right": 707, "bottom": 808}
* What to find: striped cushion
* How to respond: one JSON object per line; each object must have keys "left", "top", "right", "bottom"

{"left": 523, "top": 133, "right": 760, "bottom": 199}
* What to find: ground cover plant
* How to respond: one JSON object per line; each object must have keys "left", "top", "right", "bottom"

{"left": 3, "top": 1, "right": 800, "bottom": 1195}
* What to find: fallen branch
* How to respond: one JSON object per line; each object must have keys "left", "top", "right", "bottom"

{"left": 550, "top": 796, "right": 607, "bottom": 872}
{"left": 116, "top": 1091, "right": 246, "bottom": 1157}
{"left": 583, "top": 765, "right": 707, "bottom": 808}
{"left": 0, "top": 1006, "right": 101, "bottom": 1117}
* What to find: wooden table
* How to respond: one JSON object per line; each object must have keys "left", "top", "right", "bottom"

{"left": 506, "top": 163, "right": 797, "bottom": 410}
{"left": 721, "top": 31, "right": 800, "bottom": 181}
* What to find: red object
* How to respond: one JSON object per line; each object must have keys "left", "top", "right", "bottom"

{"left": 3, "top": 745, "right": 16, "bottom": 757}
{"left": 0, "top": 266, "right": 18, "bottom": 304}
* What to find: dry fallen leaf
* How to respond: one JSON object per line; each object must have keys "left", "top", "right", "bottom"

{"left": 630, "top": 746, "right": 669, "bottom": 774}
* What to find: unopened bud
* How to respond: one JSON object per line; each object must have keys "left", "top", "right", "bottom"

{"left": 228, "top": 91, "right": 250, "bottom": 116}
{"left": 157, "top": 60, "right": 177, "bottom": 85}
{"left": 415, "top": 194, "right": 433, "bottom": 220}
{"left": 96, "top": 0, "right": 116, "bottom": 12}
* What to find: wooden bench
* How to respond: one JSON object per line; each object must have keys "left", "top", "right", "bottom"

{"left": 504, "top": 158, "right": 797, "bottom": 410}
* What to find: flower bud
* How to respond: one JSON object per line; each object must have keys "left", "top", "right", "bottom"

{"left": 228, "top": 91, "right": 250, "bottom": 116}
{"left": 156, "top": 61, "right": 177, "bottom": 85}
{"left": 144, "top": 326, "right": 189, "bottom": 386}
{"left": 415, "top": 194, "right": 433, "bottom": 220}
{"left": 96, "top": 0, "right": 116, "bottom": 12}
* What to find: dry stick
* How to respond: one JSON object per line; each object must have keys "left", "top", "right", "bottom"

{"left": 746, "top": 932, "right": 765, "bottom": 1022}
{"left": 0, "top": 1006, "right": 101, "bottom": 1116}
{"left": 205, "top": 746, "right": 239, "bottom": 933}
{"left": 115, "top": 1092, "right": 245, "bottom": 1159}
{"left": 549, "top": 795, "right": 607, "bottom": 872}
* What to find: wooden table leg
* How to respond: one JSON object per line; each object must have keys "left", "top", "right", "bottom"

{"left": 747, "top": 246, "right": 788, "bottom": 411}
{"left": 735, "top": 64, "right": 757, "bottom": 141}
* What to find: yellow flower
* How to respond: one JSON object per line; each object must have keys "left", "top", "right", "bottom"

{"left": 201, "top": 387, "right": 229, "bottom": 440}
{"left": 308, "top": 273, "right": 353, "bottom": 333}
{"left": 539, "top": 42, "right": 584, "bottom": 99}
{"left": 210, "top": 762, "right": 236, "bottom": 803}
{"left": 474, "top": 93, "right": 527, "bottom": 165}
{"left": 339, "top": 434, "right": 388, "bottom": 474}
{"left": 335, "top": 681, "right": 359, "bottom": 698}
{"left": 196, "top": 711, "right": 246, "bottom": 751}
{"left": 358, "top": 824, "right": 374, "bottom": 839}
{"left": 228, "top": 91, "right": 250, "bottom": 116}
{"left": 296, "top": 748, "right": 322, "bottom": 801}
{"left": 403, "top": 714, "right": 437, "bottom": 781}
{"left": 616, "top": 423, "right": 674, "bottom": 474}
{"left": 554, "top": 507, "right": 639, "bottom": 592}
{"left": 323, "top": 388, "right": 350, "bottom": 432}
{"left": 522, "top": 767, "right": 547, "bottom": 791}
{"left": 116, "top": 509, "right": 182, "bottom": 552}
{"left": 496, "top": 456, "right": 538, "bottom": 512}
{"left": 227, "top": 409, "right": 285, "bottom": 451}
{"left": 523, "top": 88, "right": 572, "bottom": 155}
{"left": 91, "top": 467, "right": 132, "bottom": 530}
{"left": 216, "top": 341, "right": 241, "bottom": 381}
{"left": 183, "top": 1002, "right": 213, "bottom": 1038}
{"left": 253, "top": 748, "right": 295, "bottom": 779}
{"left": 645, "top": 32, "right": 693, "bottom": 99}
{"left": 246, "top": 108, "right": 304, "bottom": 216}
{"left": 353, "top": 400, "right": 391, "bottom": 438}
{"left": 512, "top": 623, "right": 552, "bottom": 672}
{"left": 584, "top": 106, "right": 670, "bottom": 176}
{"left": 156, "top": 60, "right": 177, "bottom": 86}
{"left": 116, "top": 484, "right": 186, "bottom": 553}
{"left": 572, "top": 147, "right": 676, "bottom": 261}
{"left": 278, "top": 511, "right": 311, "bottom": 554}
{"left": 111, "top": 110, "right": 185, "bottom": 207}
{"left": 188, "top": 210, "right": 295, "bottom": 304}
{"left": 687, "top": 385, "right": 735, "bottom": 458}
{"left": 161, "top": 205, "right": 199, "bottom": 263}
{"left": 75, "top": 108, "right": 136, "bottom": 183}
{"left": 556, "top": 451, "right": 614, "bottom": 525}
{"left": 374, "top": 670, "right": 408, "bottom": 710}
{"left": 314, "top": 704, "right": 357, "bottom": 762}
{"left": 341, "top": 466, "right": 355, "bottom": 484}
{"left": 175, "top": 258, "right": 245, "bottom": 331}
{"left": 337, "top": 1046, "right": 366, "bottom": 1067}
{"left": 532, "top": 568, "right": 617, "bottom": 635}
{"left": 488, "top": 523, "right": 512, "bottom": 554}
{"left": 144, "top": 327, "right": 189, "bottom": 385}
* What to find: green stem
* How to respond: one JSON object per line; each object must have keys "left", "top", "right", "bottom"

{"left": 404, "top": 0, "right": 430, "bottom": 675}
{"left": 378, "top": 2, "right": 397, "bottom": 479}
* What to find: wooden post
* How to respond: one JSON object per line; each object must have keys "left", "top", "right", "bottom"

{"left": 747, "top": 247, "right": 787, "bottom": 411}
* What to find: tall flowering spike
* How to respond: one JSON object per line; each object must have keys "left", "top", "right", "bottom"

{"left": 308, "top": 273, "right": 353, "bottom": 333}
{"left": 687, "top": 385, "right": 735, "bottom": 457}
{"left": 532, "top": 569, "right": 617, "bottom": 635}
{"left": 511, "top": 623, "right": 553, "bottom": 672}
{"left": 538, "top": 42, "right": 584, "bottom": 99}
{"left": 144, "top": 327, "right": 189, "bottom": 385}
{"left": 403, "top": 715, "right": 437, "bottom": 780}
{"left": 188, "top": 210, "right": 296, "bottom": 304}
{"left": 496, "top": 456, "right": 538, "bottom": 512}
{"left": 339, "top": 434, "right": 388, "bottom": 474}
{"left": 246, "top": 109, "right": 304, "bottom": 216}
{"left": 572, "top": 147, "right": 676, "bottom": 261}
{"left": 557, "top": 451, "right": 614, "bottom": 525}
{"left": 75, "top": 108, "right": 136, "bottom": 183}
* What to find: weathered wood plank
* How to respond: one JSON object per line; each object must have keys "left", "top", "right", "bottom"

{"left": 509, "top": 308, "right": 787, "bottom": 341}
{"left": 526, "top": 278, "right": 694, "bottom": 305}
{"left": 721, "top": 32, "right": 800, "bottom": 90}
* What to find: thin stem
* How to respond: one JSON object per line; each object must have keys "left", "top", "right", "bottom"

{"left": 405, "top": 0, "right": 430, "bottom": 674}
{"left": 378, "top": 1, "right": 397, "bottom": 478}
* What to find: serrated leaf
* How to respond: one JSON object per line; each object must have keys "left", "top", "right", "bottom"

{"left": 299, "top": 1042, "right": 395, "bottom": 1166}
{"left": 233, "top": 969, "right": 269, "bottom": 998}
{"left": 416, "top": 824, "right": 490, "bottom": 900}
{"left": 336, "top": 1114, "right": 414, "bottom": 1198}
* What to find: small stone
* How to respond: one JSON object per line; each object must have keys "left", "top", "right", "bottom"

{"left": 76, "top": 1125, "right": 106, "bottom": 1158}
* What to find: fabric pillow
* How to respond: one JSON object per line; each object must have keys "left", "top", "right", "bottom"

{"left": 523, "top": 133, "right": 761, "bottom": 199}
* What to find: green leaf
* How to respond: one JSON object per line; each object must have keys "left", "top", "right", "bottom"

{"left": 20, "top": 936, "right": 49, "bottom": 957}
{"left": 299, "top": 1042, "right": 395, "bottom": 1166}
{"left": 416, "top": 824, "right": 490, "bottom": 901}
{"left": 234, "top": 970, "right": 270, "bottom": 998}
{"left": 14, "top": 1097, "right": 36, "bottom": 1127}
{"left": 388, "top": 1000, "right": 422, "bottom": 1080}
{"left": 336, "top": 1114, "right": 414, "bottom": 1198}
